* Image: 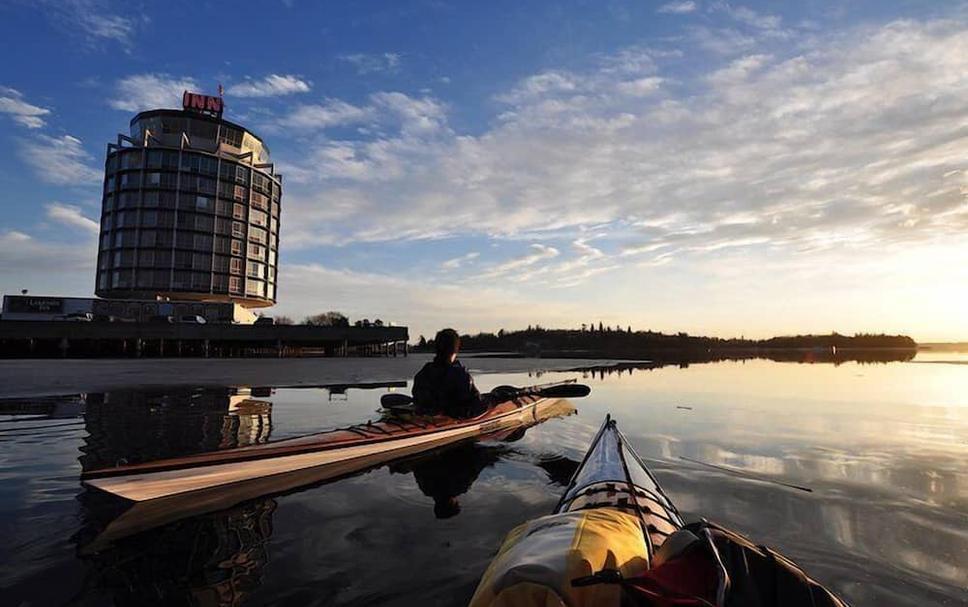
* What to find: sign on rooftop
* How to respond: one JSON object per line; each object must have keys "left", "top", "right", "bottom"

{"left": 182, "top": 91, "right": 223, "bottom": 117}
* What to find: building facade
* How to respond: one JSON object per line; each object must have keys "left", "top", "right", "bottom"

{"left": 95, "top": 97, "right": 281, "bottom": 308}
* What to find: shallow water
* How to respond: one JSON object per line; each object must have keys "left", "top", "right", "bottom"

{"left": 0, "top": 357, "right": 965, "bottom": 606}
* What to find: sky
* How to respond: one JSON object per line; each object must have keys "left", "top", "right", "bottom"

{"left": 0, "top": 0, "right": 966, "bottom": 342}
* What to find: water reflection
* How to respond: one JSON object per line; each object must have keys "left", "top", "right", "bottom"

{"left": 0, "top": 361, "right": 965, "bottom": 607}
{"left": 76, "top": 429, "right": 576, "bottom": 605}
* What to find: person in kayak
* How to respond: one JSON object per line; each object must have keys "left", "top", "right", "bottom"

{"left": 412, "top": 328, "right": 485, "bottom": 417}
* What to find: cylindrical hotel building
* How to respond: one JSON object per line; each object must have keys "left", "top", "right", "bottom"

{"left": 95, "top": 102, "right": 281, "bottom": 307}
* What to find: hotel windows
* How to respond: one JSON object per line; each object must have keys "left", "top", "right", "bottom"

{"left": 230, "top": 257, "right": 243, "bottom": 274}
{"left": 246, "top": 261, "right": 264, "bottom": 279}
{"left": 233, "top": 204, "right": 246, "bottom": 220}
{"left": 247, "top": 243, "right": 266, "bottom": 261}
{"left": 251, "top": 191, "right": 268, "bottom": 211}
{"left": 248, "top": 227, "right": 267, "bottom": 245}
{"left": 250, "top": 209, "right": 268, "bottom": 228}
{"left": 230, "top": 239, "right": 243, "bottom": 256}
{"left": 232, "top": 221, "right": 245, "bottom": 237}
{"left": 195, "top": 196, "right": 213, "bottom": 211}
{"left": 245, "top": 279, "right": 265, "bottom": 297}
{"left": 229, "top": 276, "right": 242, "bottom": 293}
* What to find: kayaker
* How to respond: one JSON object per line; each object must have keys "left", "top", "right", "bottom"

{"left": 412, "top": 328, "right": 485, "bottom": 417}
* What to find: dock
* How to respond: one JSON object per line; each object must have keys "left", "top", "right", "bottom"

{"left": 0, "top": 321, "right": 409, "bottom": 358}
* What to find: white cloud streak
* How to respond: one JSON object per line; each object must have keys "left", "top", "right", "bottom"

{"left": 339, "top": 53, "right": 401, "bottom": 74}
{"left": 45, "top": 203, "right": 99, "bottom": 235}
{"left": 442, "top": 252, "right": 480, "bottom": 269}
{"left": 227, "top": 74, "right": 311, "bottom": 98}
{"left": 109, "top": 73, "right": 198, "bottom": 112}
{"left": 658, "top": 1, "right": 697, "bottom": 14}
{"left": 0, "top": 87, "right": 51, "bottom": 129}
{"left": 19, "top": 135, "right": 101, "bottom": 186}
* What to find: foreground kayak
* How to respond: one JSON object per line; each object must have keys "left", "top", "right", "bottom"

{"left": 470, "top": 415, "right": 848, "bottom": 607}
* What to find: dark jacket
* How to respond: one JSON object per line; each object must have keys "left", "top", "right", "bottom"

{"left": 412, "top": 358, "right": 483, "bottom": 417}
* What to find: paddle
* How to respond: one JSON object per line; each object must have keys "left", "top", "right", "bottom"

{"left": 380, "top": 382, "right": 591, "bottom": 410}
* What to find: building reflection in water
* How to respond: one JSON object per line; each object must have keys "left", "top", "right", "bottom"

{"left": 80, "top": 387, "right": 274, "bottom": 472}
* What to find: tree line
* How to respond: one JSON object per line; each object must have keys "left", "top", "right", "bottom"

{"left": 259, "top": 311, "right": 390, "bottom": 328}
{"left": 414, "top": 325, "right": 917, "bottom": 355}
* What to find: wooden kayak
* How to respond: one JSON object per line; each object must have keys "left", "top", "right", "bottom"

{"left": 79, "top": 389, "right": 577, "bottom": 553}
{"left": 82, "top": 386, "right": 577, "bottom": 503}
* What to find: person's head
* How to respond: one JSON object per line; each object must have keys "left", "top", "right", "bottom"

{"left": 434, "top": 328, "right": 460, "bottom": 363}
{"left": 434, "top": 496, "right": 461, "bottom": 519}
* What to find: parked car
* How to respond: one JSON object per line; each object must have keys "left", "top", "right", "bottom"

{"left": 178, "top": 315, "right": 207, "bottom": 324}
{"left": 254, "top": 316, "right": 275, "bottom": 325}
{"left": 57, "top": 312, "right": 93, "bottom": 322}
{"left": 148, "top": 315, "right": 175, "bottom": 323}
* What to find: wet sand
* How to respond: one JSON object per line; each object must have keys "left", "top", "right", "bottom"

{"left": 0, "top": 355, "right": 613, "bottom": 397}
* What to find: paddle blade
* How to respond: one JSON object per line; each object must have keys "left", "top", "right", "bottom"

{"left": 380, "top": 393, "right": 414, "bottom": 409}
{"left": 537, "top": 384, "right": 591, "bottom": 398}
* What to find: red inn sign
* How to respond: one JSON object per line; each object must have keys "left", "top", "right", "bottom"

{"left": 182, "top": 91, "right": 224, "bottom": 117}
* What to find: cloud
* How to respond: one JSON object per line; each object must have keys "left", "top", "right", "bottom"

{"left": 227, "top": 74, "right": 311, "bottom": 98}
{"left": 35, "top": 1, "right": 139, "bottom": 48}
{"left": 45, "top": 203, "right": 99, "bottom": 235}
{"left": 274, "top": 16, "right": 968, "bottom": 264}
{"left": 0, "top": 87, "right": 50, "bottom": 128}
{"left": 339, "top": 53, "right": 402, "bottom": 74}
{"left": 482, "top": 244, "right": 561, "bottom": 278}
{"left": 714, "top": 3, "right": 783, "bottom": 32}
{"left": 276, "top": 99, "right": 372, "bottom": 130}
{"left": 442, "top": 252, "right": 480, "bottom": 269}
{"left": 658, "top": 1, "right": 697, "bottom": 14}
{"left": 0, "top": 230, "right": 95, "bottom": 274}
{"left": 109, "top": 73, "right": 198, "bottom": 112}
{"left": 19, "top": 135, "right": 101, "bottom": 186}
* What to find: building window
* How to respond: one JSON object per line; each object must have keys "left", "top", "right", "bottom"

{"left": 194, "top": 215, "right": 214, "bottom": 231}
{"left": 144, "top": 172, "right": 160, "bottom": 187}
{"left": 229, "top": 276, "right": 242, "bottom": 293}
{"left": 232, "top": 221, "right": 245, "bottom": 237}
{"left": 245, "top": 279, "right": 265, "bottom": 297}
{"left": 247, "top": 243, "right": 266, "bottom": 260}
{"left": 230, "top": 257, "right": 243, "bottom": 275}
{"left": 231, "top": 239, "right": 243, "bottom": 256}
{"left": 194, "top": 233, "right": 213, "bottom": 250}
{"left": 195, "top": 196, "right": 213, "bottom": 212}
{"left": 139, "top": 250, "right": 155, "bottom": 266}
{"left": 233, "top": 204, "right": 246, "bottom": 220}
{"left": 251, "top": 191, "right": 268, "bottom": 210}
{"left": 193, "top": 253, "right": 212, "bottom": 270}
{"left": 248, "top": 227, "right": 267, "bottom": 245}
{"left": 250, "top": 209, "right": 268, "bottom": 228}
{"left": 213, "top": 255, "right": 230, "bottom": 272}
{"left": 246, "top": 261, "right": 264, "bottom": 278}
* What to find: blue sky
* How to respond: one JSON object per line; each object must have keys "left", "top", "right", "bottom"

{"left": 1, "top": 0, "right": 966, "bottom": 341}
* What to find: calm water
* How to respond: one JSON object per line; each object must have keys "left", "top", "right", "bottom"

{"left": 0, "top": 357, "right": 966, "bottom": 606}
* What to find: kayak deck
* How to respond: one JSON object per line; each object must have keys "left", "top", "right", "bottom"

{"left": 556, "top": 414, "right": 683, "bottom": 553}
